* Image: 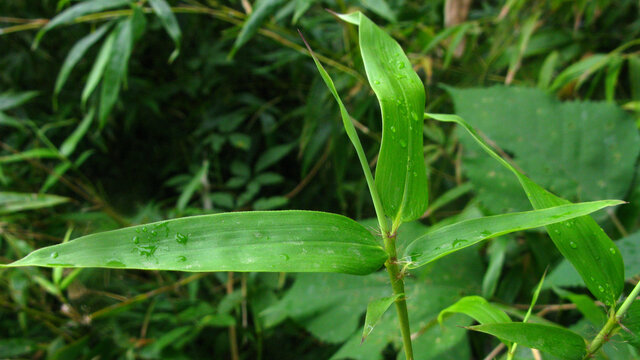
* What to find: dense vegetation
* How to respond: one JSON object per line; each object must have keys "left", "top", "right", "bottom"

{"left": 1, "top": 1, "right": 640, "bottom": 359}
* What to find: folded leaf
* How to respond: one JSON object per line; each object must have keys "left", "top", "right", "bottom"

{"left": 468, "top": 323, "right": 586, "bottom": 360}
{"left": 404, "top": 200, "right": 622, "bottom": 268}
{"left": 362, "top": 294, "right": 402, "bottom": 342}
{"left": 1, "top": 211, "right": 388, "bottom": 275}
{"left": 337, "top": 12, "right": 429, "bottom": 224}
{"left": 427, "top": 112, "right": 625, "bottom": 306}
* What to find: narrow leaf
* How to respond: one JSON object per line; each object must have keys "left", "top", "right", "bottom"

{"left": 148, "top": 0, "right": 181, "bottom": 62}
{"left": 54, "top": 23, "right": 111, "bottom": 98}
{"left": 469, "top": 323, "right": 586, "bottom": 360}
{"left": 405, "top": 200, "right": 622, "bottom": 268}
{"left": 362, "top": 294, "right": 402, "bottom": 342}
{"left": 2, "top": 211, "right": 388, "bottom": 275}
{"left": 427, "top": 112, "right": 625, "bottom": 306}
{"left": 34, "top": 0, "right": 130, "bottom": 48}
{"left": 0, "top": 148, "right": 59, "bottom": 164}
{"left": 99, "top": 18, "right": 134, "bottom": 127}
{"left": 0, "top": 91, "right": 38, "bottom": 111}
{"left": 59, "top": 109, "right": 94, "bottom": 157}
{"left": 177, "top": 161, "right": 209, "bottom": 211}
{"left": 620, "top": 300, "right": 640, "bottom": 350}
{"left": 81, "top": 29, "right": 116, "bottom": 107}
{"left": 438, "top": 296, "right": 511, "bottom": 326}
{"left": 0, "top": 192, "right": 69, "bottom": 215}
{"left": 229, "top": 0, "right": 284, "bottom": 59}
{"left": 338, "top": 12, "right": 429, "bottom": 223}
{"left": 554, "top": 288, "right": 606, "bottom": 326}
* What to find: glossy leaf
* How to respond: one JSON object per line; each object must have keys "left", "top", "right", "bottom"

{"left": 0, "top": 192, "right": 69, "bottom": 215}
{"left": 229, "top": 0, "right": 284, "bottom": 59}
{"left": 337, "top": 12, "right": 428, "bottom": 223}
{"left": 1, "top": 211, "right": 388, "bottom": 275}
{"left": 427, "top": 112, "right": 625, "bottom": 306}
{"left": 438, "top": 296, "right": 511, "bottom": 325}
{"left": 404, "top": 200, "right": 622, "bottom": 268}
{"left": 54, "top": 23, "right": 111, "bottom": 99}
{"left": 362, "top": 294, "right": 402, "bottom": 342}
{"left": 33, "top": 0, "right": 131, "bottom": 48}
{"left": 148, "top": 0, "right": 181, "bottom": 62}
{"left": 99, "top": 18, "right": 134, "bottom": 127}
{"left": 468, "top": 323, "right": 586, "bottom": 360}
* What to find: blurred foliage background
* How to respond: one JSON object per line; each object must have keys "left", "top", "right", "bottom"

{"left": 1, "top": 0, "right": 640, "bottom": 359}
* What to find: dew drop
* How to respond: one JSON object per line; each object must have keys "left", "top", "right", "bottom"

{"left": 569, "top": 241, "right": 578, "bottom": 249}
{"left": 413, "top": 171, "right": 417, "bottom": 177}
{"left": 609, "top": 247, "right": 615, "bottom": 254}
{"left": 280, "top": 254, "right": 290, "bottom": 261}
{"left": 50, "top": 252, "right": 58, "bottom": 259}
{"left": 177, "top": 255, "right": 187, "bottom": 262}
{"left": 374, "top": 80, "right": 381, "bottom": 85}
{"left": 598, "top": 285, "right": 605, "bottom": 292}
{"left": 175, "top": 232, "right": 189, "bottom": 245}
{"left": 452, "top": 239, "right": 467, "bottom": 248}
{"left": 391, "top": 126, "right": 397, "bottom": 133}
{"left": 151, "top": 230, "right": 157, "bottom": 236}
{"left": 397, "top": 61, "right": 405, "bottom": 69}
{"left": 399, "top": 140, "right": 407, "bottom": 148}
{"left": 133, "top": 236, "right": 140, "bottom": 244}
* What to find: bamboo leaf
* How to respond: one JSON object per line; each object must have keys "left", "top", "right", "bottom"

{"left": 337, "top": 12, "right": 429, "bottom": 224}
{"left": 176, "top": 161, "right": 209, "bottom": 211}
{"left": 361, "top": 294, "right": 402, "bottom": 342}
{"left": 1, "top": 211, "right": 388, "bottom": 275}
{"left": 33, "top": 0, "right": 131, "bottom": 48}
{"left": 0, "top": 148, "right": 60, "bottom": 164}
{"left": 0, "top": 192, "right": 69, "bottom": 215}
{"left": 54, "top": 23, "right": 111, "bottom": 99}
{"left": 148, "top": 0, "right": 181, "bottom": 62}
{"left": 620, "top": 300, "right": 640, "bottom": 350}
{"left": 405, "top": 200, "right": 622, "bottom": 268}
{"left": 59, "top": 109, "right": 94, "bottom": 157}
{"left": 468, "top": 323, "right": 586, "bottom": 360}
{"left": 81, "top": 29, "right": 116, "bottom": 107}
{"left": 427, "top": 112, "right": 625, "bottom": 306}
{"left": 0, "top": 91, "right": 38, "bottom": 111}
{"left": 438, "top": 295, "right": 511, "bottom": 325}
{"left": 99, "top": 18, "right": 134, "bottom": 127}
{"left": 228, "top": 0, "right": 284, "bottom": 59}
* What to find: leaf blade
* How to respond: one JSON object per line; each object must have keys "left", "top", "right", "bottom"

{"left": 405, "top": 200, "right": 623, "bottom": 268}
{"left": 148, "top": 0, "right": 182, "bottom": 62}
{"left": 2, "top": 211, "right": 388, "bottom": 275}
{"left": 361, "top": 294, "right": 402, "bottom": 342}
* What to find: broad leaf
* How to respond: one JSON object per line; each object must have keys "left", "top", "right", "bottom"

{"left": 338, "top": 12, "right": 429, "bottom": 223}
{"left": 2, "top": 211, "right": 388, "bottom": 275}
{"left": 428, "top": 112, "right": 625, "bottom": 306}
{"left": 0, "top": 192, "right": 69, "bottom": 215}
{"left": 469, "top": 323, "right": 586, "bottom": 360}
{"left": 33, "top": 0, "right": 131, "bottom": 48}
{"left": 54, "top": 23, "right": 111, "bottom": 99}
{"left": 362, "top": 294, "right": 402, "bottom": 342}
{"left": 148, "top": 0, "right": 181, "bottom": 62}
{"left": 228, "top": 0, "right": 284, "bottom": 59}
{"left": 404, "top": 200, "right": 622, "bottom": 268}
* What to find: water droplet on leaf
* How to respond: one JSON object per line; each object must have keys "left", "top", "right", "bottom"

{"left": 570, "top": 241, "right": 578, "bottom": 249}
{"left": 51, "top": 252, "right": 58, "bottom": 259}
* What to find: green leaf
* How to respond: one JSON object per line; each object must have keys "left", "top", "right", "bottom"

{"left": 59, "top": 109, "right": 94, "bottom": 157}
{"left": 292, "top": 0, "right": 315, "bottom": 24}
{"left": 2, "top": 211, "right": 387, "bottom": 275}
{"left": 33, "top": 0, "right": 131, "bottom": 48}
{"left": 54, "top": 23, "right": 111, "bottom": 99}
{"left": 0, "top": 91, "right": 38, "bottom": 111}
{"left": 362, "top": 294, "right": 402, "bottom": 342}
{"left": 438, "top": 295, "right": 511, "bottom": 325}
{"left": 428, "top": 111, "right": 626, "bottom": 306}
{"left": 337, "top": 12, "right": 429, "bottom": 224}
{"left": 253, "top": 196, "right": 288, "bottom": 210}
{"left": 630, "top": 56, "right": 640, "bottom": 101}
{"left": 177, "top": 161, "right": 209, "bottom": 211}
{"left": 468, "top": 323, "right": 586, "bottom": 360}
{"left": 550, "top": 54, "right": 609, "bottom": 91}
{"left": 228, "top": 0, "right": 284, "bottom": 59}
{"left": 620, "top": 300, "right": 640, "bottom": 350}
{"left": 99, "top": 18, "right": 134, "bottom": 127}
{"left": 0, "top": 148, "right": 59, "bottom": 164}
{"left": 81, "top": 29, "right": 116, "bottom": 107}
{"left": 404, "top": 200, "right": 622, "bottom": 268}
{"left": 0, "top": 192, "right": 69, "bottom": 215}
{"left": 554, "top": 288, "right": 606, "bottom": 326}
{"left": 148, "top": 0, "right": 182, "bottom": 63}
{"left": 482, "top": 237, "right": 508, "bottom": 298}
{"left": 605, "top": 56, "right": 623, "bottom": 103}
{"left": 538, "top": 50, "right": 559, "bottom": 89}
{"left": 358, "top": 0, "right": 397, "bottom": 23}
{"left": 254, "top": 142, "right": 295, "bottom": 173}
